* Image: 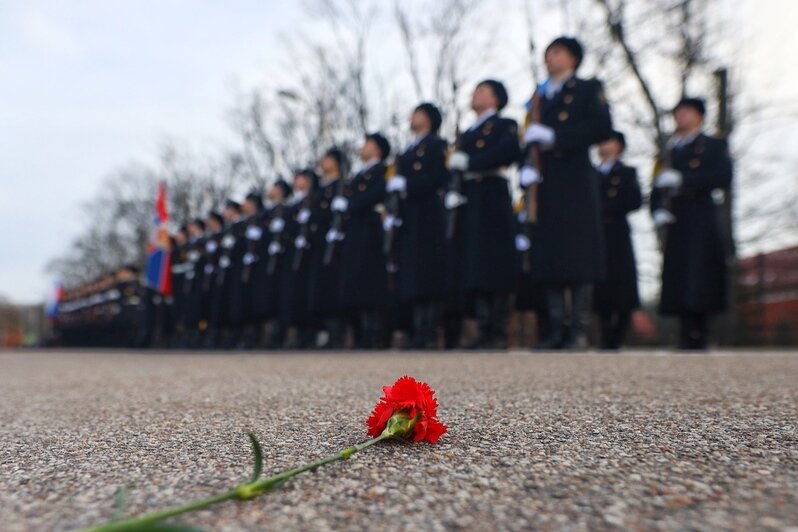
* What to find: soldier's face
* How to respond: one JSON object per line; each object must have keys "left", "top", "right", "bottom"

{"left": 545, "top": 46, "right": 576, "bottom": 76}
{"left": 597, "top": 138, "right": 622, "bottom": 160}
{"left": 471, "top": 84, "right": 497, "bottom": 112}
{"left": 206, "top": 219, "right": 221, "bottom": 233}
{"left": 222, "top": 208, "right": 237, "bottom": 222}
{"left": 673, "top": 107, "right": 703, "bottom": 132}
{"left": 268, "top": 186, "right": 284, "bottom": 203}
{"left": 410, "top": 110, "right": 429, "bottom": 133}
{"left": 320, "top": 155, "right": 339, "bottom": 175}
{"left": 175, "top": 232, "right": 188, "bottom": 246}
{"left": 360, "top": 140, "right": 378, "bottom": 161}
{"left": 243, "top": 199, "right": 258, "bottom": 216}
{"left": 294, "top": 175, "right": 311, "bottom": 194}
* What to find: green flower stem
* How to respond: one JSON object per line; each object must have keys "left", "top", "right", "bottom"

{"left": 82, "top": 431, "right": 395, "bottom": 532}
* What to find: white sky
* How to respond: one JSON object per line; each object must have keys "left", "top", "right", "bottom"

{"left": 1, "top": 0, "right": 796, "bottom": 304}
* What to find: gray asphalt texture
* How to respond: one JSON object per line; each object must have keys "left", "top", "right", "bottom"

{"left": 1, "top": 350, "right": 796, "bottom": 531}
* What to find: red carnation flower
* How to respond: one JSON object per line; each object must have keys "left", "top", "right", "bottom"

{"left": 366, "top": 376, "right": 447, "bottom": 443}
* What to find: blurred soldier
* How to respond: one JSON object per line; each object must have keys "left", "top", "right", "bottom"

{"left": 523, "top": 36, "right": 613, "bottom": 350}
{"left": 252, "top": 180, "right": 292, "bottom": 347}
{"left": 168, "top": 225, "right": 190, "bottom": 347}
{"left": 514, "top": 196, "right": 550, "bottom": 347}
{"left": 281, "top": 169, "right": 318, "bottom": 349}
{"left": 387, "top": 103, "right": 448, "bottom": 349}
{"left": 336, "top": 133, "right": 390, "bottom": 349}
{"left": 447, "top": 79, "right": 521, "bottom": 349}
{"left": 217, "top": 199, "right": 246, "bottom": 348}
{"left": 201, "top": 211, "right": 224, "bottom": 348}
{"left": 651, "top": 97, "right": 733, "bottom": 350}
{"left": 592, "top": 131, "right": 642, "bottom": 350}
{"left": 307, "top": 147, "right": 348, "bottom": 349}
{"left": 114, "top": 264, "right": 144, "bottom": 347}
{"left": 183, "top": 218, "right": 206, "bottom": 347}
{"left": 239, "top": 191, "right": 265, "bottom": 348}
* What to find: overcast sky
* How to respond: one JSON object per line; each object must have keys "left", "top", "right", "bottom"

{"left": 1, "top": 0, "right": 796, "bottom": 305}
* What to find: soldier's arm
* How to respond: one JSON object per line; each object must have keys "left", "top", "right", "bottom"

{"left": 468, "top": 120, "right": 522, "bottom": 171}
{"left": 623, "top": 167, "right": 643, "bottom": 213}
{"left": 551, "top": 79, "right": 613, "bottom": 152}
{"left": 406, "top": 139, "right": 448, "bottom": 197}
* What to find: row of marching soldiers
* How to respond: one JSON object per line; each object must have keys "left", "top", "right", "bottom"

{"left": 54, "top": 35, "right": 733, "bottom": 351}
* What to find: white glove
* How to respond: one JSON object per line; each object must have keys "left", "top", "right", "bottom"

{"left": 245, "top": 225, "right": 263, "bottom": 241}
{"left": 326, "top": 228, "right": 344, "bottom": 242}
{"left": 294, "top": 235, "right": 308, "bottom": 249}
{"left": 524, "top": 124, "right": 555, "bottom": 148}
{"left": 515, "top": 234, "right": 531, "bottom": 251}
{"left": 447, "top": 151, "right": 469, "bottom": 171}
{"left": 382, "top": 215, "right": 402, "bottom": 231}
{"left": 652, "top": 208, "right": 676, "bottom": 227}
{"left": 268, "top": 241, "right": 282, "bottom": 255}
{"left": 269, "top": 217, "right": 285, "bottom": 233}
{"left": 331, "top": 196, "right": 348, "bottom": 212}
{"left": 655, "top": 169, "right": 683, "bottom": 189}
{"left": 297, "top": 208, "right": 311, "bottom": 224}
{"left": 387, "top": 175, "right": 407, "bottom": 193}
{"left": 519, "top": 166, "right": 541, "bottom": 188}
{"left": 444, "top": 190, "right": 467, "bottom": 210}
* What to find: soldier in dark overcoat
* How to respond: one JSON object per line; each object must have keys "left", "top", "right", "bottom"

{"left": 280, "top": 169, "right": 318, "bottom": 349}
{"left": 651, "top": 97, "right": 733, "bottom": 350}
{"left": 306, "top": 148, "right": 348, "bottom": 348}
{"left": 335, "top": 133, "right": 389, "bottom": 349}
{"left": 522, "top": 36, "right": 613, "bottom": 349}
{"left": 387, "top": 103, "right": 449, "bottom": 348}
{"left": 446, "top": 79, "right": 521, "bottom": 349}
{"left": 592, "top": 131, "right": 642, "bottom": 350}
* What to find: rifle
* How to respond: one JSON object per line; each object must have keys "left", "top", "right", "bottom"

{"left": 241, "top": 213, "right": 262, "bottom": 283}
{"left": 323, "top": 175, "right": 346, "bottom": 266}
{"left": 651, "top": 137, "right": 677, "bottom": 251}
{"left": 291, "top": 193, "right": 313, "bottom": 272}
{"left": 266, "top": 204, "right": 285, "bottom": 275}
{"left": 444, "top": 128, "right": 466, "bottom": 240}
{"left": 382, "top": 162, "right": 401, "bottom": 255}
{"left": 519, "top": 88, "right": 543, "bottom": 273}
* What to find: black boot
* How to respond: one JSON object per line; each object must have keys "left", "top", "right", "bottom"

{"left": 443, "top": 309, "right": 462, "bottom": 350}
{"left": 323, "top": 318, "right": 343, "bottom": 350}
{"left": 487, "top": 295, "right": 509, "bottom": 350}
{"left": 534, "top": 286, "right": 565, "bottom": 350}
{"left": 465, "top": 296, "right": 491, "bottom": 350}
{"left": 562, "top": 284, "right": 591, "bottom": 350}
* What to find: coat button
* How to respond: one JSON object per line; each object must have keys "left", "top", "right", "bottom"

{"left": 321, "top": 201, "right": 328, "bottom": 209}
{"left": 558, "top": 111, "right": 569, "bottom": 121}
{"left": 564, "top": 94, "right": 573, "bottom": 104}
{"left": 689, "top": 158, "right": 701, "bottom": 168}
{"left": 358, "top": 183, "right": 366, "bottom": 191}
{"left": 476, "top": 139, "right": 485, "bottom": 149}
{"left": 607, "top": 188, "right": 617, "bottom": 197}
{"left": 413, "top": 161, "right": 422, "bottom": 170}
{"left": 416, "top": 149, "right": 425, "bottom": 156}
{"left": 611, "top": 176, "right": 621, "bottom": 185}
